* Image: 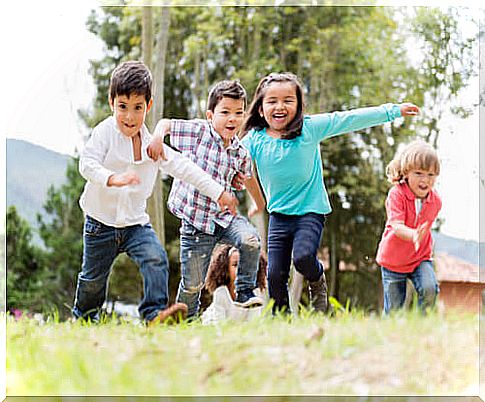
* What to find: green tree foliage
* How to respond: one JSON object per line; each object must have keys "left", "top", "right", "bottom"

{"left": 36, "top": 159, "right": 85, "bottom": 315}
{"left": 6, "top": 206, "right": 47, "bottom": 312}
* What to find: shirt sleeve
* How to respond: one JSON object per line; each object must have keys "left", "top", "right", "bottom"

{"left": 159, "top": 144, "right": 224, "bottom": 201}
{"left": 306, "top": 103, "right": 402, "bottom": 143}
{"left": 385, "top": 186, "right": 406, "bottom": 224}
{"left": 169, "top": 119, "right": 205, "bottom": 152}
{"left": 78, "top": 124, "right": 114, "bottom": 187}
{"left": 240, "top": 131, "right": 255, "bottom": 159}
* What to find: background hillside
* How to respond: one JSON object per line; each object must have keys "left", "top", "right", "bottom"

{"left": 6, "top": 138, "right": 70, "bottom": 230}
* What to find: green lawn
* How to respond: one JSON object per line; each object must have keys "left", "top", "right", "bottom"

{"left": 6, "top": 309, "right": 480, "bottom": 397}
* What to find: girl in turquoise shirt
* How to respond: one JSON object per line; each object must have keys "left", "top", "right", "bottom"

{"left": 240, "top": 72, "right": 420, "bottom": 314}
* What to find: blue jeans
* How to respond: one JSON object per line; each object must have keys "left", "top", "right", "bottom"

{"left": 381, "top": 260, "right": 439, "bottom": 314}
{"left": 72, "top": 216, "right": 170, "bottom": 322}
{"left": 267, "top": 212, "right": 325, "bottom": 313}
{"left": 177, "top": 215, "right": 260, "bottom": 318}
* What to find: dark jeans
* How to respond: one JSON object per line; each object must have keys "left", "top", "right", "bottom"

{"left": 267, "top": 212, "right": 325, "bottom": 313}
{"left": 72, "top": 216, "right": 170, "bottom": 322}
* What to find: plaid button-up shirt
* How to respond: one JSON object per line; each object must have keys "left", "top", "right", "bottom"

{"left": 167, "top": 119, "right": 253, "bottom": 234}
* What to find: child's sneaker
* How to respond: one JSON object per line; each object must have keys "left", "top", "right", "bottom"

{"left": 148, "top": 302, "right": 188, "bottom": 326}
{"left": 234, "top": 289, "right": 264, "bottom": 308}
{"left": 309, "top": 270, "right": 328, "bottom": 313}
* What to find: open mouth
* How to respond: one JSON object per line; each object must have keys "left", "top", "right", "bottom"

{"left": 272, "top": 113, "right": 287, "bottom": 121}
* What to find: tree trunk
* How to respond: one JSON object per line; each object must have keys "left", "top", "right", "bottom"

{"left": 143, "top": 5, "right": 166, "bottom": 246}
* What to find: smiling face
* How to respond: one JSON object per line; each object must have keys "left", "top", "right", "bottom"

{"left": 260, "top": 81, "right": 298, "bottom": 137}
{"left": 109, "top": 93, "right": 152, "bottom": 138}
{"left": 405, "top": 169, "right": 437, "bottom": 199}
{"left": 206, "top": 97, "right": 245, "bottom": 146}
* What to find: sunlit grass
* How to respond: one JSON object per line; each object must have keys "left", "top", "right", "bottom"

{"left": 6, "top": 308, "right": 479, "bottom": 396}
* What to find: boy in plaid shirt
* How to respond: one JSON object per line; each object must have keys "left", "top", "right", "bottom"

{"left": 148, "top": 80, "right": 266, "bottom": 318}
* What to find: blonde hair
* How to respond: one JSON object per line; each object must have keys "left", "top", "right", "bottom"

{"left": 386, "top": 140, "right": 440, "bottom": 184}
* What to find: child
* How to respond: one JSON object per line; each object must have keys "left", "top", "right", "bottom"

{"left": 202, "top": 245, "right": 267, "bottom": 325}
{"left": 147, "top": 80, "right": 266, "bottom": 318}
{"left": 240, "top": 72, "right": 420, "bottom": 314}
{"left": 72, "top": 61, "right": 238, "bottom": 325}
{"left": 376, "top": 140, "right": 441, "bottom": 314}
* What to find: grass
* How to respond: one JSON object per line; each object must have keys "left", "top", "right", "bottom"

{"left": 6, "top": 308, "right": 480, "bottom": 397}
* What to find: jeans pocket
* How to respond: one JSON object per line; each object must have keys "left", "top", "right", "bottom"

{"left": 84, "top": 216, "right": 103, "bottom": 236}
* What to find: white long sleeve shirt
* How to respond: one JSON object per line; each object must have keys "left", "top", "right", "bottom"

{"left": 79, "top": 116, "right": 224, "bottom": 228}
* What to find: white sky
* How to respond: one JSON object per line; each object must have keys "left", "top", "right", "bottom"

{"left": 1, "top": 1, "right": 481, "bottom": 242}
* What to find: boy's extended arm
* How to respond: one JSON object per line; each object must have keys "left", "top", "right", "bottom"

{"left": 160, "top": 144, "right": 238, "bottom": 215}
{"left": 147, "top": 118, "right": 171, "bottom": 161}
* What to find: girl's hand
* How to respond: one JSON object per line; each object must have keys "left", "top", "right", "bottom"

{"left": 412, "top": 221, "right": 429, "bottom": 251}
{"left": 248, "top": 202, "right": 264, "bottom": 219}
{"left": 107, "top": 172, "right": 141, "bottom": 187}
{"left": 400, "top": 103, "right": 420, "bottom": 117}
{"left": 231, "top": 172, "right": 247, "bottom": 191}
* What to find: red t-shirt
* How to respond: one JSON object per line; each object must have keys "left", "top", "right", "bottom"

{"left": 376, "top": 182, "right": 442, "bottom": 273}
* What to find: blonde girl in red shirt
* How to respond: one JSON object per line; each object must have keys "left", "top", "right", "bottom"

{"left": 376, "top": 140, "right": 442, "bottom": 314}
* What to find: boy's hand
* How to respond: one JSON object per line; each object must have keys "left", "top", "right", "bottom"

{"left": 217, "top": 191, "right": 238, "bottom": 216}
{"left": 107, "top": 172, "right": 141, "bottom": 187}
{"left": 400, "top": 103, "right": 420, "bottom": 117}
{"left": 412, "top": 222, "right": 429, "bottom": 252}
{"left": 147, "top": 135, "right": 167, "bottom": 161}
{"left": 231, "top": 172, "right": 247, "bottom": 191}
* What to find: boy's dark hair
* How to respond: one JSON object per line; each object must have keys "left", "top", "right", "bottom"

{"left": 206, "top": 80, "right": 247, "bottom": 112}
{"left": 109, "top": 60, "right": 152, "bottom": 104}
{"left": 241, "top": 72, "right": 305, "bottom": 140}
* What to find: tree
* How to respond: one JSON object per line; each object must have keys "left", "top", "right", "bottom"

{"left": 36, "top": 159, "right": 85, "bottom": 316}
{"left": 6, "top": 206, "right": 47, "bottom": 312}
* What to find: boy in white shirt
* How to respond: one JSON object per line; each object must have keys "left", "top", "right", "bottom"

{"left": 72, "top": 61, "right": 237, "bottom": 325}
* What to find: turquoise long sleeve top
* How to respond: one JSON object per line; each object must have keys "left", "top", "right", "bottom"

{"left": 241, "top": 103, "right": 402, "bottom": 216}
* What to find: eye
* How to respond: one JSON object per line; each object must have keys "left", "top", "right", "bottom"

{"left": 119, "top": 104, "right": 127, "bottom": 109}
{"left": 135, "top": 105, "right": 144, "bottom": 111}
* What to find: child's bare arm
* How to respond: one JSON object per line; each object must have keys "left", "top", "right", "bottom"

{"left": 147, "top": 119, "right": 171, "bottom": 161}
{"left": 244, "top": 174, "right": 266, "bottom": 218}
{"left": 391, "top": 221, "right": 430, "bottom": 251}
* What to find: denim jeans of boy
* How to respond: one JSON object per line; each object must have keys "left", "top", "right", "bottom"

{"left": 267, "top": 212, "right": 325, "bottom": 313}
{"left": 381, "top": 260, "right": 439, "bottom": 314}
{"left": 177, "top": 215, "right": 260, "bottom": 318}
{"left": 72, "top": 216, "right": 170, "bottom": 322}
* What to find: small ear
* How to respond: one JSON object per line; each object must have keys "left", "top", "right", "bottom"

{"left": 146, "top": 97, "right": 153, "bottom": 113}
{"left": 258, "top": 106, "right": 263, "bottom": 118}
{"left": 109, "top": 97, "right": 115, "bottom": 112}
{"left": 206, "top": 110, "right": 213, "bottom": 121}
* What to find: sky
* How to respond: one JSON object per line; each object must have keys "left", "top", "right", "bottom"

{"left": 1, "top": 1, "right": 482, "bottom": 243}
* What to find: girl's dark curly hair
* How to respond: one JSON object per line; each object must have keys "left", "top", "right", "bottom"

{"left": 205, "top": 244, "right": 268, "bottom": 294}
